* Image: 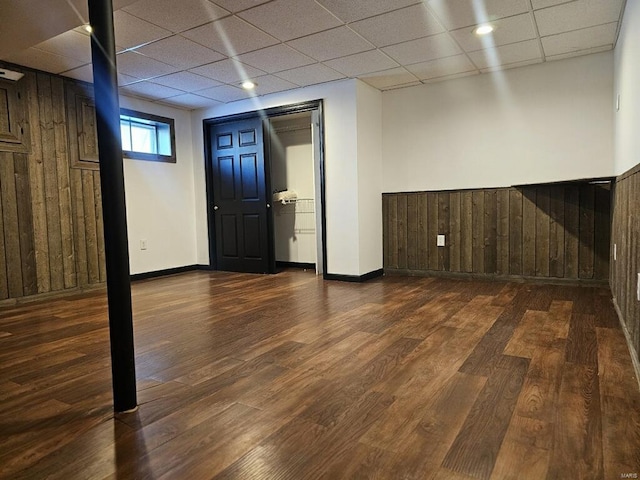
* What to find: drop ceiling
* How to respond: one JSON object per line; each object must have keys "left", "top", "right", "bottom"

{"left": 0, "top": 0, "right": 626, "bottom": 110}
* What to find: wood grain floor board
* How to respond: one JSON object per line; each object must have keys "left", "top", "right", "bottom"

{"left": 1, "top": 270, "right": 639, "bottom": 479}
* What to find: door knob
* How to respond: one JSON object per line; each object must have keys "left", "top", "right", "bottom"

{"left": 213, "top": 205, "right": 219, "bottom": 210}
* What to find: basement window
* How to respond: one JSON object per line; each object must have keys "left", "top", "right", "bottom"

{"left": 120, "top": 108, "right": 176, "bottom": 163}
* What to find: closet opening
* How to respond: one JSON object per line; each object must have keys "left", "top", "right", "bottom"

{"left": 267, "top": 110, "right": 324, "bottom": 275}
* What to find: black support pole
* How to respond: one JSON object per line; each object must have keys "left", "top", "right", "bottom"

{"left": 88, "top": 0, "right": 137, "bottom": 412}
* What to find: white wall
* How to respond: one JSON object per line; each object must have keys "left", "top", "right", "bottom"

{"left": 191, "top": 79, "right": 371, "bottom": 276}
{"left": 614, "top": 0, "right": 640, "bottom": 175}
{"left": 119, "top": 95, "right": 198, "bottom": 275}
{"left": 382, "top": 52, "right": 615, "bottom": 192}
{"left": 356, "top": 81, "right": 383, "bottom": 274}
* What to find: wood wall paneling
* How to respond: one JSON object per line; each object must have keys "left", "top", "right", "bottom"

{"left": 611, "top": 163, "right": 639, "bottom": 367}
{"left": 383, "top": 183, "right": 611, "bottom": 284}
{"left": 0, "top": 62, "right": 106, "bottom": 302}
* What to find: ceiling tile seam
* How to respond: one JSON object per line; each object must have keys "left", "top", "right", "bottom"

{"left": 463, "top": 36, "right": 550, "bottom": 55}
{"left": 118, "top": 3, "right": 234, "bottom": 34}
{"left": 419, "top": 69, "right": 480, "bottom": 84}
{"left": 229, "top": 45, "right": 321, "bottom": 74}
{"left": 613, "top": 0, "right": 629, "bottom": 47}
{"left": 526, "top": 0, "right": 547, "bottom": 62}
{"left": 423, "top": 1, "right": 524, "bottom": 31}
{"left": 538, "top": 20, "right": 620, "bottom": 39}
{"left": 315, "top": 0, "right": 423, "bottom": 25}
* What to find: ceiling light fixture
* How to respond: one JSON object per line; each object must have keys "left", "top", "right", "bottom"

{"left": 241, "top": 80, "right": 256, "bottom": 90}
{"left": 83, "top": 24, "right": 93, "bottom": 33}
{"left": 474, "top": 24, "right": 494, "bottom": 35}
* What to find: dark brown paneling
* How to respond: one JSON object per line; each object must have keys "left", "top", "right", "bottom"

{"left": 383, "top": 182, "right": 612, "bottom": 284}
{"left": 484, "top": 190, "right": 497, "bottom": 274}
{"left": 407, "top": 194, "right": 418, "bottom": 270}
{"left": 438, "top": 192, "right": 450, "bottom": 271}
{"left": 472, "top": 191, "right": 484, "bottom": 273}
{"left": 0, "top": 63, "right": 105, "bottom": 302}
{"left": 461, "top": 191, "right": 473, "bottom": 273}
{"left": 427, "top": 192, "right": 438, "bottom": 271}
{"left": 611, "top": 162, "right": 640, "bottom": 368}
{"left": 397, "top": 194, "right": 408, "bottom": 270}
{"left": 388, "top": 195, "right": 398, "bottom": 269}
{"left": 417, "top": 193, "right": 428, "bottom": 270}
{"left": 508, "top": 189, "right": 523, "bottom": 276}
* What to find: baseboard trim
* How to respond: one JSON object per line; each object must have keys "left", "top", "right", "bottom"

{"left": 612, "top": 296, "right": 640, "bottom": 392}
{"left": 131, "top": 265, "right": 207, "bottom": 281}
{"left": 0, "top": 283, "right": 106, "bottom": 308}
{"left": 276, "top": 261, "right": 316, "bottom": 270}
{"left": 324, "top": 268, "right": 384, "bottom": 283}
{"left": 384, "top": 268, "right": 609, "bottom": 286}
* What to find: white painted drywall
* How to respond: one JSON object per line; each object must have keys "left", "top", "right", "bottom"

{"left": 191, "top": 79, "right": 364, "bottom": 276}
{"left": 119, "top": 95, "right": 198, "bottom": 275}
{"left": 271, "top": 124, "right": 317, "bottom": 264}
{"left": 614, "top": 0, "right": 640, "bottom": 175}
{"left": 382, "top": 52, "right": 615, "bottom": 192}
{"left": 356, "top": 81, "right": 383, "bottom": 274}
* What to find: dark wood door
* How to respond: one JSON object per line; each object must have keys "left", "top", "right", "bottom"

{"left": 209, "top": 118, "right": 272, "bottom": 273}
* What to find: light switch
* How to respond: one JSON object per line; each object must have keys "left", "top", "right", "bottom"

{"left": 437, "top": 234, "right": 445, "bottom": 247}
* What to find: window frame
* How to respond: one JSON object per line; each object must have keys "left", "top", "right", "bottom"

{"left": 120, "top": 108, "right": 176, "bottom": 163}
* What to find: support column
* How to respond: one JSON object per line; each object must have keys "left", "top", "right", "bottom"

{"left": 88, "top": 0, "right": 137, "bottom": 412}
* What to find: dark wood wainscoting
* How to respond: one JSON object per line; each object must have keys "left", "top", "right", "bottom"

{"left": 383, "top": 183, "right": 611, "bottom": 283}
{"left": 0, "top": 62, "right": 105, "bottom": 302}
{"left": 611, "top": 163, "right": 640, "bottom": 368}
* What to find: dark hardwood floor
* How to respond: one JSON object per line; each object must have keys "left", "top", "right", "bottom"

{"left": 1, "top": 270, "right": 639, "bottom": 479}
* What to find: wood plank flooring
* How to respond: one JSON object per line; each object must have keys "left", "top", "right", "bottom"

{"left": 1, "top": 270, "right": 639, "bottom": 479}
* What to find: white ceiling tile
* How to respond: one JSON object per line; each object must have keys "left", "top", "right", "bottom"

{"left": 120, "top": 81, "right": 185, "bottom": 99}
{"left": 359, "top": 67, "right": 420, "bottom": 89}
{"left": 238, "top": 0, "right": 342, "bottom": 41}
{"left": 122, "top": 0, "right": 229, "bottom": 33}
{"left": 532, "top": 0, "right": 582, "bottom": 10}
{"left": 541, "top": 22, "right": 616, "bottom": 57}
{"left": 324, "top": 50, "right": 399, "bottom": 77}
{"left": 468, "top": 39, "right": 542, "bottom": 69}
{"left": 315, "top": 0, "right": 422, "bottom": 23}
{"left": 34, "top": 30, "right": 91, "bottom": 63}
{"left": 134, "top": 36, "right": 225, "bottom": 69}
{"left": 350, "top": 4, "right": 445, "bottom": 48}
{"left": 287, "top": 27, "right": 375, "bottom": 61}
{"left": 479, "top": 57, "right": 543, "bottom": 73}
{"left": 182, "top": 16, "right": 279, "bottom": 56}
{"left": 151, "top": 71, "right": 223, "bottom": 91}
{"left": 426, "top": 0, "right": 530, "bottom": 30}
{"left": 450, "top": 13, "right": 537, "bottom": 52}
{"left": 545, "top": 44, "right": 612, "bottom": 62}
{"left": 251, "top": 75, "right": 299, "bottom": 95}
{"left": 116, "top": 51, "right": 179, "bottom": 78}
{"left": 422, "top": 70, "right": 479, "bottom": 83}
{"left": 211, "top": 0, "right": 271, "bottom": 13}
{"left": 113, "top": 10, "right": 172, "bottom": 50}
{"left": 405, "top": 54, "right": 477, "bottom": 80}
{"left": 62, "top": 64, "right": 141, "bottom": 85}
{"left": 234, "top": 44, "right": 315, "bottom": 73}
{"left": 197, "top": 84, "right": 252, "bottom": 102}
{"left": 382, "top": 33, "right": 462, "bottom": 65}
{"left": 5, "top": 48, "right": 85, "bottom": 74}
{"left": 159, "top": 93, "right": 221, "bottom": 109}
{"left": 535, "top": 0, "right": 625, "bottom": 37}
{"left": 275, "top": 63, "right": 345, "bottom": 87}
{"left": 189, "top": 58, "right": 265, "bottom": 84}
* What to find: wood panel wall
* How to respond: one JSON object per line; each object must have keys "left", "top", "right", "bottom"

{"left": 0, "top": 63, "right": 105, "bottom": 302}
{"left": 383, "top": 183, "right": 611, "bottom": 282}
{"left": 611, "top": 163, "right": 640, "bottom": 367}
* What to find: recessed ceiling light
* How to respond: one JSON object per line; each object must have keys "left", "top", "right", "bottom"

{"left": 241, "top": 80, "right": 256, "bottom": 90}
{"left": 83, "top": 24, "right": 93, "bottom": 33}
{"left": 474, "top": 24, "right": 494, "bottom": 35}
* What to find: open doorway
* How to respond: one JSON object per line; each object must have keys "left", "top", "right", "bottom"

{"left": 204, "top": 101, "right": 325, "bottom": 276}
{"left": 268, "top": 112, "right": 323, "bottom": 275}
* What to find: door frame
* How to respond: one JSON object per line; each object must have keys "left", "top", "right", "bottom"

{"left": 203, "top": 100, "right": 327, "bottom": 276}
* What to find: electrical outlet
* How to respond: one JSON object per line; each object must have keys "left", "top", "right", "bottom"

{"left": 437, "top": 234, "right": 445, "bottom": 247}
{"left": 140, "top": 239, "right": 147, "bottom": 250}
{"left": 614, "top": 243, "right": 617, "bottom": 261}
